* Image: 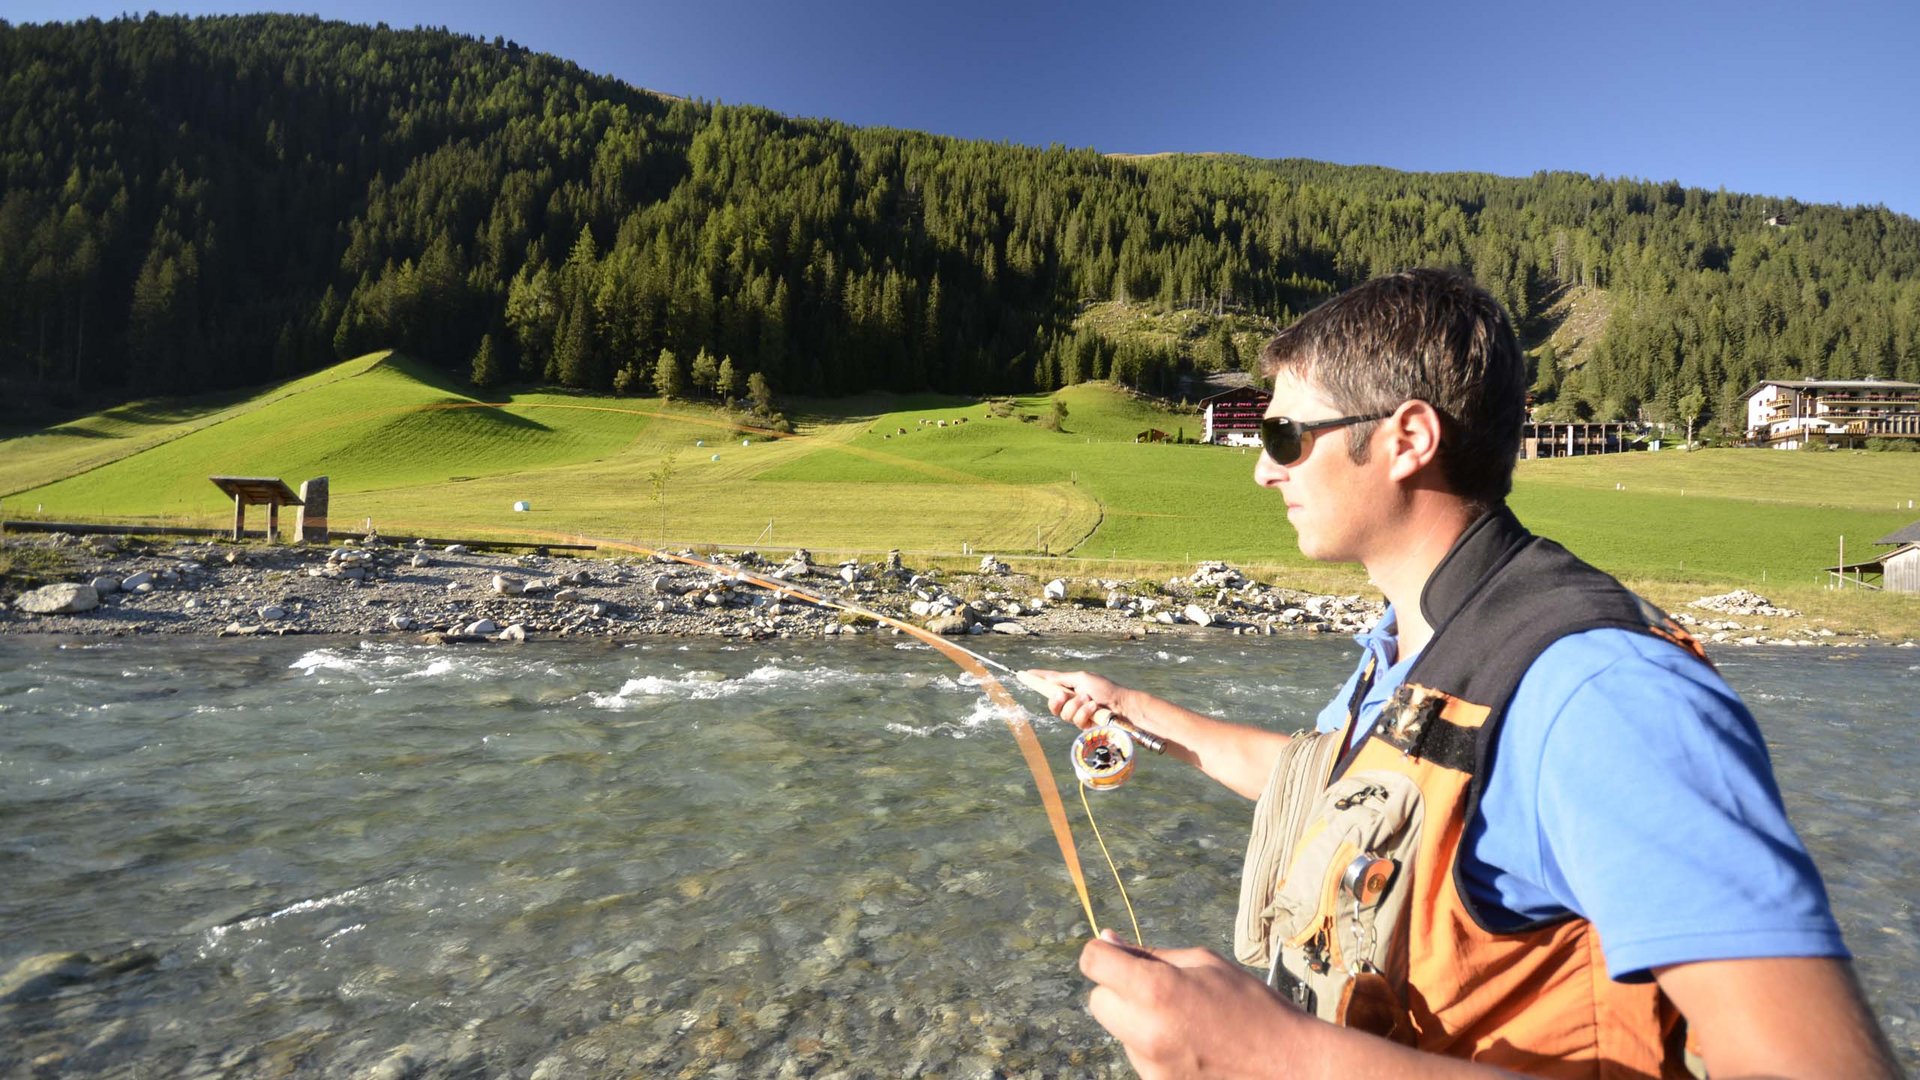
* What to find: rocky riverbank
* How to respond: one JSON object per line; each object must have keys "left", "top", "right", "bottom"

{"left": 1, "top": 534, "right": 1906, "bottom": 649}
{"left": 0, "top": 534, "right": 1383, "bottom": 643}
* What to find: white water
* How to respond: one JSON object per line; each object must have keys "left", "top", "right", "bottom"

{"left": 1, "top": 634, "right": 1914, "bottom": 1075}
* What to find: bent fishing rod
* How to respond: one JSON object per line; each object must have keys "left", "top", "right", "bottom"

{"left": 647, "top": 543, "right": 1172, "bottom": 785}
{"left": 556, "top": 531, "right": 1170, "bottom": 934}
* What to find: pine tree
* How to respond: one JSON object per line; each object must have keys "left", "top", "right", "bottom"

{"left": 553, "top": 302, "right": 593, "bottom": 387}
{"left": 470, "top": 332, "right": 505, "bottom": 388}
{"left": 654, "top": 347, "right": 683, "bottom": 399}
{"left": 747, "top": 370, "right": 774, "bottom": 414}
{"left": 690, "top": 346, "right": 719, "bottom": 397}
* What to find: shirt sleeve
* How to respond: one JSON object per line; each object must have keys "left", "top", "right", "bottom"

{"left": 1468, "top": 630, "right": 1848, "bottom": 982}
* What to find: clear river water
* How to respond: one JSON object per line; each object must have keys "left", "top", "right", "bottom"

{"left": 1, "top": 634, "right": 1915, "bottom": 1077}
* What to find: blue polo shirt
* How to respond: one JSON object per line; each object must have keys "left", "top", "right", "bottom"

{"left": 1315, "top": 610, "right": 1847, "bottom": 981}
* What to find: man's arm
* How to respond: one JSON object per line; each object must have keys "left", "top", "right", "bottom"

{"left": 1655, "top": 957, "right": 1903, "bottom": 1079}
{"left": 1024, "top": 667, "right": 1292, "bottom": 800}
{"left": 1080, "top": 933, "right": 1522, "bottom": 1080}
{"left": 1080, "top": 938, "right": 1904, "bottom": 1079}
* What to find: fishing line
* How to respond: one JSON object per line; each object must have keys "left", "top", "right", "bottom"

{"left": 1079, "top": 782, "right": 1143, "bottom": 945}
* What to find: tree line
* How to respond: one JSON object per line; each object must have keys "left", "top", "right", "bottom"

{"left": 4, "top": 14, "right": 1920, "bottom": 435}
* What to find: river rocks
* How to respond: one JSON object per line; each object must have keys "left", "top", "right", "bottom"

{"left": 978, "top": 555, "right": 1009, "bottom": 575}
{"left": 89, "top": 575, "right": 121, "bottom": 594}
{"left": 258, "top": 605, "right": 288, "bottom": 621}
{"left": 120, "top": 570, "right": 154, "bottom": 591}
{"left": 498, "top": 623, "right": 527, "bottom": 643}
{"left": 445, "top": 544, "right": 470, "bottom": 554}
{"left": 16, "top": 583, "right": 101, "bottom": 614}
{"left": 925, "top": 613, "right": 971, "bottom": 636}
{"left": 466, "top": 619, "right": 500, "bottom": 636}
{"left": 1691, "top": 589, "right": 1801, "bottom": 618}
{"left": 1190, "top": 561, "right": 1247, "bottom": 589}
{"left": 410, "top": 553, "right": 431, "bottom": 568}
{"left": 0, "top": 540, "right": 1733, "bottom": 648}
{"left": 493, "top": 574, "right": 525, "bottom": 596}
{"left": 0, "top": 947, "right": 157, "bottom": 1004}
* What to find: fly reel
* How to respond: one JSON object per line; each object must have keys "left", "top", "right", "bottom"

{"left": 1070, "top": 724, "right": 1137, "bottom": 791}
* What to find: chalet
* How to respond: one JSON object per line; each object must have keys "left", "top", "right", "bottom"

{"left": 1744, "top": 378, "right": 1920, "bottom": 448}
{"left": 1134, "top": 428, "right": 1171, "bottom": 444}
{"left": 1200, "top": 385, "right": 1269, "bottom": 446}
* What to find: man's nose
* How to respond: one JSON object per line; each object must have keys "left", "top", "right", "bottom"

{"left": 1253, "top": 451, "right": 1288, "bottom": 487}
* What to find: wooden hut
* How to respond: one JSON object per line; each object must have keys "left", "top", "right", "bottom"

{"left": 1876, "top": 521, "right": 1920, "bottom": 594}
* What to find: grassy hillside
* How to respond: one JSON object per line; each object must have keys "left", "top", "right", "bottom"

{"left": 0, "top": 354, "right": 393, "bottom": 497}
{"left": 4, "top": 360, "right": 1917, "bottom": 616}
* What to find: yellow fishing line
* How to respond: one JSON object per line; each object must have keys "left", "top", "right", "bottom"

{"left": 1079, "top": 781, "right": 1142, "bottom": 946}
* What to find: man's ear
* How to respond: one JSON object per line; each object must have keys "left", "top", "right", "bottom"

{"left": 1382, "top": 400, "right": 1445, "bottom": 483}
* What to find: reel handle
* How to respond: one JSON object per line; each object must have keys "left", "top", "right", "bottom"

{"left": 1017, "top": 671, "right": 1166, "bottom": 754}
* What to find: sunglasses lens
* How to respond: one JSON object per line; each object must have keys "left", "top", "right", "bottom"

{"left": 1261, "top": 419, "right": 1301, "bottom": 465}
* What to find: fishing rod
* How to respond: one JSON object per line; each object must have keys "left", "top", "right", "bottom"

{"left": 938, "top": 639, "right": 1170, "bottom": 791}
{"left": 343, "top": 517, "right": 1160, "bottom": 938}
{"left": 563, "top": 532, "right": 1160, "bottom": 935}
{"left": 693, "top": 554, "right": 1172, "bottom": 789}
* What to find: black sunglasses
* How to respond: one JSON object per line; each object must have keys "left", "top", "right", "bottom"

{"left": 1259, "top": 411, "right": 1392, "bottom": 466}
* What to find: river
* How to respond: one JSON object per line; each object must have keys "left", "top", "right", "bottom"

{"left": 1, "top": 634, "right": 1914, "bottom": 1076}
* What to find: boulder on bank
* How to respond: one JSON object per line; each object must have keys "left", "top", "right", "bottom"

{"left": 925, "top": 613, "right": 972, "bottom": 635}
{"left": 15, "top": 583, "right": 101, "bottom": 615}
{"left": 1690, "top": 589, "right": 1800, "bottom": 618}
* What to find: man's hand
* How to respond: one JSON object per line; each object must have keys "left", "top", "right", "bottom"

{"left": 1080, "top": 930, "right": 1308, "bottom": 1079}
{"left": 1023, "top": 667, "right": 1125, "bottom": 731}
{"left": 1024, "top": 667, "right": 1292, "bottom": 799}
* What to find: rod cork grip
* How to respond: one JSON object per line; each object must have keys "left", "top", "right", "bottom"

{"left": 1016, "top": 671, "right": 1166, "bottom": 754}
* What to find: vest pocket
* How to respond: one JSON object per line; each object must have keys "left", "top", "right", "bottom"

{"left": 1243, "top": 768, "right": 1425, "bottom": 1035}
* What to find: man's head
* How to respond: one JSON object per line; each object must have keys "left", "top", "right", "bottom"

{"left": 1258, "top": 268, "right": 1526, "bottom": 506}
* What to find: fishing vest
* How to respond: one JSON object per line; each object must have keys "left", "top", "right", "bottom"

{"left": 1236, "top": 506, "right": 1707, "bottom": 1078}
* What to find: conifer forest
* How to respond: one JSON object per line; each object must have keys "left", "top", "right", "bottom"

{"left": 5, "top": 15, "right": 1920, "bottom": 432}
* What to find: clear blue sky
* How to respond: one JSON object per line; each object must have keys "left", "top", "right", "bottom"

{"left": 14, "top": 0, "right": 1920, "bottom": 219}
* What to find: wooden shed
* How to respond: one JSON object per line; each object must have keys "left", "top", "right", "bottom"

{"left": 1883, "top": 544, "right": 1920, "bottom": 594}
{"left": 1875, "top": 521, "right": 1920, "bottom": 594}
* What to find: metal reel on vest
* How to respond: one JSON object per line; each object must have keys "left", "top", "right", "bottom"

{"left": 1071, "top": 724, "right": 1137, "bottom": 790}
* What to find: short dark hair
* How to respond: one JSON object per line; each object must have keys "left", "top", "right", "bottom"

{"left": 1258, "top": 268, "right": 1526, "bottom": 505}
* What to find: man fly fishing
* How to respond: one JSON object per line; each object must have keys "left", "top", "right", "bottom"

{"left": 1030, "top": 269, "right": 1901, "bottom": 1078}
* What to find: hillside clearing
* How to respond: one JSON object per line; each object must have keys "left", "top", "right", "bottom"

{"left": 3, "top": 359, "right": 1916, "bottom": 621}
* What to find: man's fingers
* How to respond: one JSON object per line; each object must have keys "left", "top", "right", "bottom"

{"left": 1080, "top": 934, "right": 1163, "bottom": 983}
{"left": 1085, "top": 983, "right": 1135, "bottom": 1042}
{"left": 1151, "top": 945, "right": 1236, "bottom": 970}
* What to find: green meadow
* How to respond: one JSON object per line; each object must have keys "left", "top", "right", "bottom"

{"left": 4, "top": 354, "right": 1917, "bottom": 633}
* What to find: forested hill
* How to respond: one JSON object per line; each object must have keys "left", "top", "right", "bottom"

{"left": 6, "top": 14, "right": 1920, "bottom": 431}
